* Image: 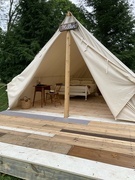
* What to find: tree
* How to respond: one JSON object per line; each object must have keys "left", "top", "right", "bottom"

{"left": 0, "top": 28, "right": 3, "bottom": 47}
{"left": 0, "top": 0, "right": 89, "bottom": 83}
{"left": 0, "top": 0, "right": 20, "bottom": 31}
{"left": 0, "top": 0, "right": 44, "bottom": 83}
{"left": 0, "top": 28, "right": 5, "bottom": 80}
{"left": 85, "top": 0, "right": 135, "bottom": 69}
{"left": 7, "top": 0, "right": 20, "bottom": 31}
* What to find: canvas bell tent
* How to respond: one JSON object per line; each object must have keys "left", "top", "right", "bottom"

{"left": 7, "top": 12, "right": 135, "bottom": 122}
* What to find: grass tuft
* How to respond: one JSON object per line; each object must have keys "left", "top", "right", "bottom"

{"left": 0, "top": 84, "right": 8, "bottom": 112}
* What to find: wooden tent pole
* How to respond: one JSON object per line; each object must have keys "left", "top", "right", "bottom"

{"left": 64, "top": 31, "right": 71, "bottom": 118}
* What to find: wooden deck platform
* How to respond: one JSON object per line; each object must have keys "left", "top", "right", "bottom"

{"left": 0, "top": 95, "right": 135, "bottom": 179}
{"left": 0, "top": 110, "right": 135, "bottom": 179}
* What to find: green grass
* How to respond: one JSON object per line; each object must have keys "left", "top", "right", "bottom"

{"left": 0, "top": 173, "right": 22, "bottom": 180}
{"left": 0, "top": 84, "right": 8, "bottom": 112}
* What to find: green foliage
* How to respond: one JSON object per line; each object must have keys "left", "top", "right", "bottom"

{"left": 85, "top": 0, "right": 135, "bottom": 70}
{"left": 0, "top": 0, "right": 89, "bottom": 83}
{"left": 0, "top": 28, "right": 3, "bottom": 43}
{"left": 0, "top": 173, "right": 21, "bottom": 180}
{"left": 0, "top": 84, "right": 8, "bottom": 111}
{"left": 46, "top": 0, "right": 91, "bottom": 28}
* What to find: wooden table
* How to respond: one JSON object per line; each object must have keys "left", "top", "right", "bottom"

{"left": 32, "top": 84, "right": 50, "bottom": 107}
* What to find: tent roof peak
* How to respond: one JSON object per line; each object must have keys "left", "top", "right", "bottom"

{"left": 66, "top": 11, "right": 72, "bottom": 16}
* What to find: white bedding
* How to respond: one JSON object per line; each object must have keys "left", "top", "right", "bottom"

{"left": 59, "top": 79, "right": 97, "bottom": 100}
{"left": 70, "top": 79, "right": 97, "bottom": 94}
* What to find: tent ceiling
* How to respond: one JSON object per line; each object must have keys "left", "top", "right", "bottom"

{"left": 35, "top": 32, "right": 90, "bottom": 79}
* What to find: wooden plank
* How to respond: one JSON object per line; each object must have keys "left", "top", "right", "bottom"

{"left": 68, "top": 146, "right": 135, "bottom": 169}
{"left": 0, "top": 156, "right": 88, "bottom": 180}
{"left": 52, "top": 134, "right": 135, "bottom": 155}
{"left": 90, "top": 121, "right": 135, "bottom": 130}
{"left": 0, "top": 133, "right": 72, "bottom": 154}
{"left": 0, "top": 126, "right": 55, "bottom": 137}
{"left": 60, "top": 128, "right": 135, "bottom": 142}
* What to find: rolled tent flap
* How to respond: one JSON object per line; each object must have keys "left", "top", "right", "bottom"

{"left": 7, "top": 30, "right": 61, "bottom": 109}
{"left": 116, "top": 95, "right": 135, "bottom": 121}
{"left": 71, "top": 30, "right": 135, "bottom": 119}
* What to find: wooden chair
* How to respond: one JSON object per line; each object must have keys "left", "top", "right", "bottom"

{"left": 46, "top": 83, "right": 62, "bottom": 106}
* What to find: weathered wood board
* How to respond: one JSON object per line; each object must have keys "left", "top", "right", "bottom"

{"left": 0, "top": 113, "right": 135, "bottom": 179}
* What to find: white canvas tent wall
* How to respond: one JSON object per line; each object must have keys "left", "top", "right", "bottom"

{"left": 7, "top": 12, "right": 135, "bottom": 122}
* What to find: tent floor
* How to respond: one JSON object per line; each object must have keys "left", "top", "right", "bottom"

{"left": 23, "top": 94, "right": 114, "bottom": 121}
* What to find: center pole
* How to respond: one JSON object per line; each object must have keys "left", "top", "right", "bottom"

{"left": 64, "top": 31, "right": 71, "bottom": 118}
